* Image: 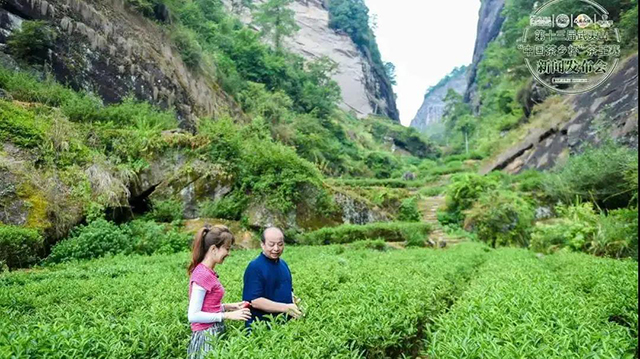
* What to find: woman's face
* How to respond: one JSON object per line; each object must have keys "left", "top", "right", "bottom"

{"left": 212, "top": 242, "right": 231, "bottom": 264}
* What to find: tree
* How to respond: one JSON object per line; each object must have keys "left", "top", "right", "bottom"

{"left": 442, "top": 89, "right": 476, "bottom": 154}
{"left": 253, "top": 0, "right": 300, "bottom": 52}
{"left": 384, "top": 62, "right": 397, "bottom": 86}
{"left": 7, "top": 20, "right": 56, "bottom": 64}
{"left": 299, "top": 56, "right": 341, "bottom": 117}
{"left": 231, "top": 0, "right": 254, "bottom": 14}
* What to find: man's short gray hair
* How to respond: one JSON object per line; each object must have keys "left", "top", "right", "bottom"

{"left": 261, "top": 227, "right": 284, "bottom": 243}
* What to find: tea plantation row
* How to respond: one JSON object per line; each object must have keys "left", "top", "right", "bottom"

{"left": 1, "top": 243, "right": 636, "bottom": 358}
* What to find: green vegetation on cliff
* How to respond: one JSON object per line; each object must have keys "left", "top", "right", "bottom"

{"left": 441, "top": 0, "right": 638, "bottom": 157}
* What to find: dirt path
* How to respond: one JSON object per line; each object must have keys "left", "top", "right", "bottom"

{"left": 417, "top": 195, "right": 463, "bottom": 248}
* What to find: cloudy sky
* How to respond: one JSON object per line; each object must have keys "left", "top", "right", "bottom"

{"left": 364, "top": 0, "right": 482, "bottom": 126}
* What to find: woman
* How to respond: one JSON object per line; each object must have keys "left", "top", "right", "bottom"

{"left": 187, "top": 224, "right": 251, "bottom": 359}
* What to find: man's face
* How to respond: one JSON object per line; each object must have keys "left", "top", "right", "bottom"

{"left": 261, "top": 229, "right": 284, "bottom": 260}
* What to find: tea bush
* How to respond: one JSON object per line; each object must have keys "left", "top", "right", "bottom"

{"left": 364, "top": 151, "right": 401, "bottom": 179}
{"left": 299, "top": 222, "right": 431, "bottom": 245}
{"left": 427, "top": 248, "right": 638, "bottom": 358}
{"left": 0, "top": 226, "right": 43, "bottom": 270}
{"left": 347, "top": 239, "right": 389, "bottom": 251}
{"left": 329, "top": 178, "right": 427, "bottom": 189}
{"left": 0, "top": 100, "right": 44, "bottom": 148}
{"left": 2, "top": 244, "right": 636, "bottom": 358}
{"left": 0, "top": 243, "right": 490, "bottom": 358}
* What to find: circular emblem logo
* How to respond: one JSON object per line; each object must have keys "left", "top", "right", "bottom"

{"left": 517, "top": 0, "right": 622, "bottom": 94}
{"left": 556, "top": 14, "right": 571, "bottom": 28}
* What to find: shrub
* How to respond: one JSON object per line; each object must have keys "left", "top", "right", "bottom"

{"left": 126, "top": 219, "right": 191, "bottom": 255}
{"left": 125, "top": 0, "right": 157, "bottom": 18}
{"left": 7, "top": 20, "right": 56, "bottom": 63}
{"left": 148, "top": 199, "right": 184, "bottom": 223}
{"left": 95, "top": 97, "right": 177, "bottom": 130}
{"left": 543, "top": 143, "right": 638, "bottom": 210}
{"left": 531, "top": 204, "right": 638, "bottom": 259}
{"left": 364, "top": 151, "right": 401, "bottom": 179}
{"left": 199, "top": 192, "right": 248, "bottom": 220}
{"left": 299, "top": 222, "right": 431, "bottom": 245}
{"left": 398, "top": 197, "right": 421, "bottom": 222}
{"left": 595, "top": 208, "right": 638, "bottom": 259}
{"left": 513, "top": 169, "right": 545, "bottom": 193}
{"left": 0, "top": 100, "right": 43, "bottom": 148}
{"left": 46, "top": 219, "right": 133, "bottom": 264}
{"left": 239, "top": 136, "right": 324, "bottom": 213}
{"left": 237, "top": 82, "right": 293, "bottom": 123}
{"left": 429, "top": 160, "right": 470, "bottom": 175}
{"left": 419, "top": 186, "right": 445, "bottom": 197}
{"left": 200, "top": 116, "right": 243, "bottom": 171}
{"left": 443, "top": 173, "right": 501, "bottom": 225}
{"left": 0, "top": 226, "right": 44, "bottom": 270}
{"left": 620, "top": 2, "right": 638, "bottom": 49}
{"left": 464, "top": 190, "right": 535, "bottom": 248}
{"left": 531, "top": 219, "right": 595, "bottom": 255}
{"left": 330, "top": 178, "right": 424, "bottom": 188}
{"left": 59, "top": 92, "right": 103, "bottom": 123}
{"left": 172, "top": 27, "right": 203, "bottom": 69}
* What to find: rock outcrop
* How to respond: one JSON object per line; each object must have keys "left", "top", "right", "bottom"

{"left": 0, "top": 0, "right": 242, "bottom": 130}
{"left": 481, "top": 54, "right": 639, "bottom": 174}
{"left": 410, "top": 66, "right": 468, "bottom": 134}
{"left": 464, "top": 0, "right": 506, "bottom": 112}
{"left": 225, "top": 0, "right": 399, "bottom": 121}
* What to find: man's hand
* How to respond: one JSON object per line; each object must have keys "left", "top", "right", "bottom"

{"left": 285, "top": 303, "right": 302, "bottom": 319}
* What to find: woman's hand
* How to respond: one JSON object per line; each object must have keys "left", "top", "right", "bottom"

{"left": 223, "top": 308, "right": 251, "bottom": 322}
{"left": 224, "top": 301, "right": 251, "bottom": 311}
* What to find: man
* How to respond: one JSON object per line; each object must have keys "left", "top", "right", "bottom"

{"left": 242, "top": 227, "right": 302, "bottom": 329}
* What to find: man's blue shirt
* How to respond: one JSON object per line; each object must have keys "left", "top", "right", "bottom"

{"left": 242, "top": 253, "right": 293, "bottom": 327}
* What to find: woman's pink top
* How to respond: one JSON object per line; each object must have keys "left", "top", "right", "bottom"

{"left": 189, "top": 263, "right": 225, "bottom": 331}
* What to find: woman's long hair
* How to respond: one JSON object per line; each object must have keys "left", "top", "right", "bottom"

{"left": 187, "top": 224, "right": 235, "bottom": 275}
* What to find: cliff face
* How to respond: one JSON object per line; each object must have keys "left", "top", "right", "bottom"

{"left": 481, "top": 54, "right": 639, "bottom": 174}
{"left": 0, "top": 0, "right": 242, "bottom": 130}
{"left": 464, "top": 0, "right": 505, "bottom": 112}
{"left": 410, "top": 66, "right": 468, "bottom": 134}
{"left": 226, "top": 0, "right": 399, "bottom": 121}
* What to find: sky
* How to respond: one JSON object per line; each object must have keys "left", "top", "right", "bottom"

{"left": 364, "top": 0, "right": 482, "bottom": 126}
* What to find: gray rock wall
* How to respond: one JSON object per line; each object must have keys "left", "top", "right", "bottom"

{"left": 464, "top": 0, "right": 506, "bottom": 112}
{"left": 480, "top": 54, "right": 638, "bottom": 174}
{"left": 410, "top": 67, "right": 468, "bottom": 134}
{"left": 0, "top": 0, "right": 243, "bottom": 130}
{"left": 225, "top": 0, "right": 399, "bottom": 121}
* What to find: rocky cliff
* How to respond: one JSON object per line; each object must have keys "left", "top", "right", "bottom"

{"left": 480, "top": 54, "right": 638, "bottom": 174}
{"left": 464, "top": 0, "right": 505, "bottom": 112}
{"left": 226, "top": 0, "right": 399, "bottom": 121}
{"left": 410, "top": 65, "right": 468, "bottom": 134}
{"left": 0, "top": 0, "right": 247, "bottom": 130}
